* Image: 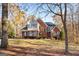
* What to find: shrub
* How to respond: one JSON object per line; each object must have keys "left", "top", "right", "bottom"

{"left": 8, "top": 31, "right": 15, "bottom": 38}
{"left": 60, "top": 29, "right": 65, "bottom": 40}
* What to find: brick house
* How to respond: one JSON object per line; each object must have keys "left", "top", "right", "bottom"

{"left": 21, "top": 18, "right": 60, "bottom": 38}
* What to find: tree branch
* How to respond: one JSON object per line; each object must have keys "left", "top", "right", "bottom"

{"left": 47, "top": 4, "right": 61, "bottom": 16}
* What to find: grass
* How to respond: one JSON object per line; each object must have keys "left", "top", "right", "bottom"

{"left": 0, "top": 39, "right": 79, "bottom": 56}
{"left": 7, "top": 39, "right": 65, "bottom": 55}
{"left": 8, "top": 39, "right": 79, "bottom": 52}
{"left": 9, "top": 39, "right": 79, "bottom": 49}
{"left": 8, "top": 39, "right": 65, "bottom": 49}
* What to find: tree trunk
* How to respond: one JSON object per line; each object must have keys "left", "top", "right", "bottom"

{"left": 63, "top": 22, "right": 68, "bottom": 54}
{"left": 60, "top": 4, "right": 68, "bottom": 54}
{"left": 64, "top": 4, "right": 68, "bottom": 54}
{"left": 1, "top": 3, "right": 8, "bottom": 48}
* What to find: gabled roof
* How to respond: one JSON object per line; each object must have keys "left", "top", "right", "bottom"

{"left": 37, "top": 19, "right": 48, "bottom": 29}
{"left": 22, "top": 18, "right": 57, "bottom": 30}
{"left": 22, "top": 25, "right": 27, "bottom": 30}
{"left": 52, "top": 27, "right": 60, "bottom": 32}
{"left": 45, "top": 22, "right": 56, "bottom": 27}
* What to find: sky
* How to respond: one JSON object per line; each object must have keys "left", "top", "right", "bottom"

{"left": 18, "top": 3, "right": 55, "bottom": 23}
{"left": 18, "top": 3, "right": 78, "bottom": 23}
{"left": 0, "top": 3, "right": 77, "bottom": 23}
{"left": 0, "top": 3, "right": 55, "bottom": 23}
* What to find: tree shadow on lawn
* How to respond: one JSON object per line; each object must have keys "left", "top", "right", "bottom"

{"left": 0, "top": 45, "right": 65, "bottom": 56}
{"left": 0, "top": 45, "right": 79, "bottom": 56}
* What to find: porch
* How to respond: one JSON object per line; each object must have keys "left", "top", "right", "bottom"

{"left": 22, "top": 30, "right": 40, "bottom": 38}
{"left": 21, "top": 30, "right": 49, "bottom": 38}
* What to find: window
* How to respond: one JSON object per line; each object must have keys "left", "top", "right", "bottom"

{"left": 28, "top": 20, "right": 37, "bottom": 29}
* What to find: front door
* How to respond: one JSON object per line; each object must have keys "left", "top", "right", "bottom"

{"left": 47, "top": 32, "right": 51, "bottom": 38}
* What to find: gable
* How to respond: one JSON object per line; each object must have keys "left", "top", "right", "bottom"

{"left": 22, "top": 18, "right": 39, "bottom": 30}
{"left": 45, "top": 22, "right": 56, "bottom": 27}
{"left": 45, "top": 22, "right": 56, "bottom": 32}
{"left": 37, "top": 19, "right": 48, "bottom": 29}
{"left": 52, "top": 27, "right": 60, "bottom": 32}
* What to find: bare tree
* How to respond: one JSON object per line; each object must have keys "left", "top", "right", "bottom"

{"left": 69, "top": 4, "right": 77, "bottom": 43}
{"left": 63, "top": 4, "right": 68, "bottom": 54}
{"left": 68, "top": 4, "right": 79, "bottom": 44}
{"left": 75, "top": 4, "right": 79, "bottom": 43}
{"left": 1, "top": 3, "right": 8, "bottom": 48}
{"left": 34, "top": 3, "right": 68, "bottom": 54}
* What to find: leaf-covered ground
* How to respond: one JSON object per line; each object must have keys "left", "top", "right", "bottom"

{"left": 0, "top": 39, "right": 79, "bottom": 56}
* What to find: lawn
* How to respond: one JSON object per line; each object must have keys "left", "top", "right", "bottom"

{"left": 0, "top": 39, "right": 79, "bottom": 56}
{"left": 9, "top": 39, "right": 65, "bottom": 49}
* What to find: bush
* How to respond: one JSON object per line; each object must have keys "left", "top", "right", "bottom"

{"left": 60, "top": 29, "right": 65, "bottom": 40}
{"left": 8, "top": 31, "right": 15, "bottom": 38}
